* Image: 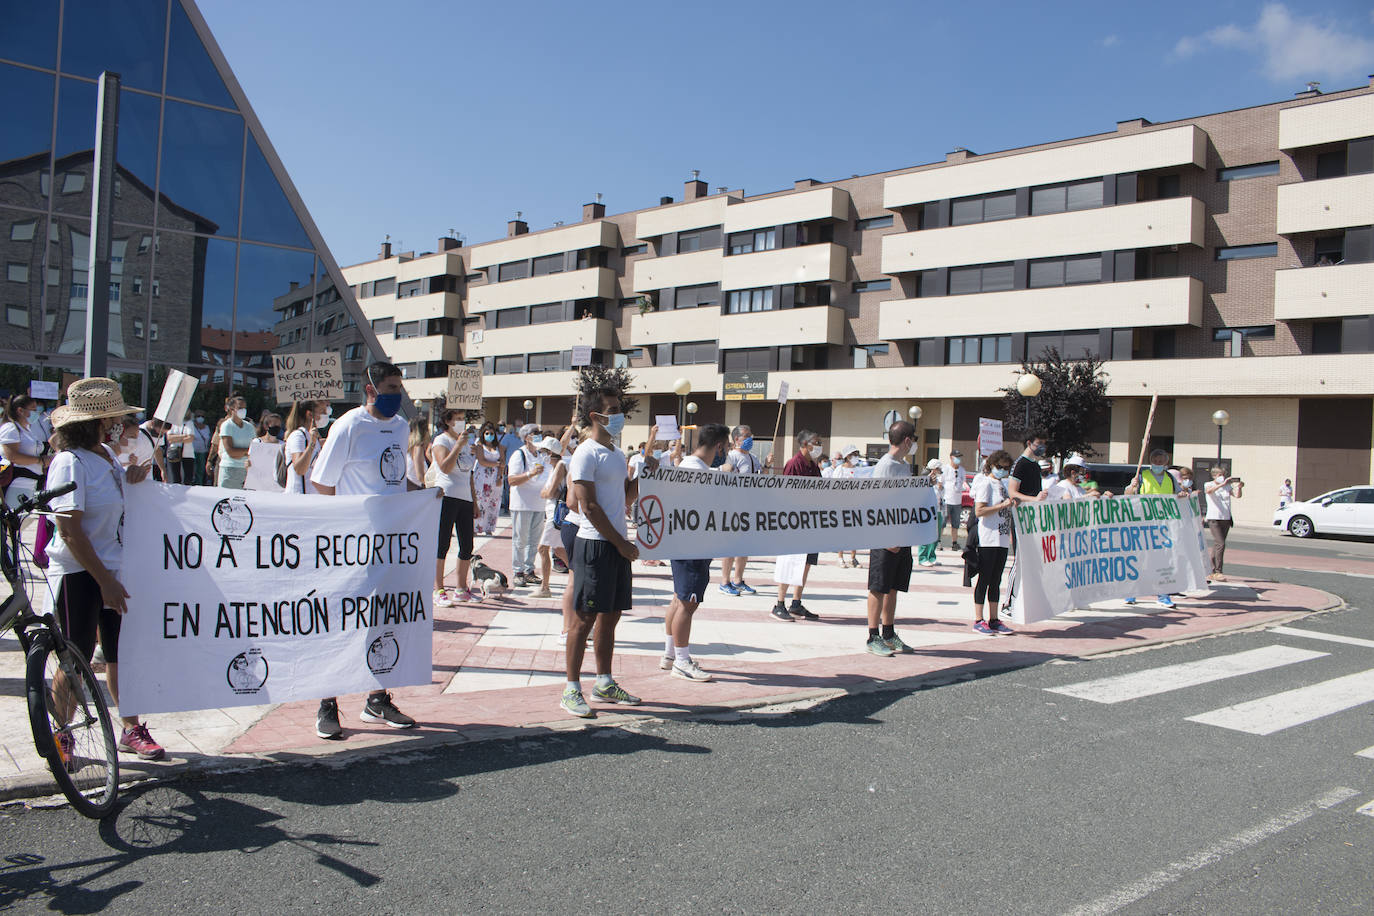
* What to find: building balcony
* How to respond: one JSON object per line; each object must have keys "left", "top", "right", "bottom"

{"left": 881, "top": 197, "right": 1204, "bottom": 274}
{"left": 718, "top": 305, "right": 845, "bottom": 349}
{"left": 466, "top": 267, "right": 618, "bottom": 313}
{"left": 883, "top": 125, "right": 1206, "bottom": 208}
{"left": 468, "top": 220, "right": 619, "bottom": 270}
{"left": 382, "top": 334, "right": 459, "bottom": 364}
{"left": 1273, "top": 262, "right": 1374, "bottom": 320}
{"left": 631, "top": 365, "right": 723, "bottom": 395}
{"left": 481, "top": 371, "right": 580, "bottom": 399}
{"left": 631, "top": 306, "right": 721, "bottom": 347}
{"left": 723, "top": 186, "right": 849, "bottom": 233}
{"left": 878, "top": 277, "right": 1203, "bottom": 340}
{"left": 1276, "top": 174, "right": 1374, "bottom": 235}
{"left": 631, "top": 249, "right": 724, "bottom": 292}
{"left": 1279, "top": 93, "right": 1374, "bottom": 149}
{"left": 635, "top": 197, "right": 729, "bottom": 240}
{"left": 720, "top": 242, "right": 848, "bottom": 291}
{"left": 464, "top": 318, "right": 612, "bottom": 359}
{"left": 362, "top": 291, "right": 461, "bottom": 325}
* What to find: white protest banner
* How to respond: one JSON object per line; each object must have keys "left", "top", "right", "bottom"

{"left": 777, "top": 380, "right": 790, "bottom": 405}
{"left": 654, "top": 414, "right": 681, "bottom": 441}
{"left": 446, "top": 365, "right": 482, "bottom": 410}
{"left": 1008, "top": 494, "right": 1209, "bottom": 625}
{"left": 153, "top": 369, "right": 198, "bottom": 425}
{"left": 244, "top": 440, "right": 283, "bottom": 492}
{"left": 978, "top": 417, "right": 1002, "bottom": 454}
{"left": 273, "top": 352, "right": 342, "bottom": 404}
{"left": 635, "top": 466, "right": 938, "bottom": 560}
{"left": 570, "top": 345, "right": 593, "bottom": 367}
{"left": 118, "top": 484, "right": 440, "bottom": 715}
{"left": 29, "top": 380, "right": 59, "bottom": 400}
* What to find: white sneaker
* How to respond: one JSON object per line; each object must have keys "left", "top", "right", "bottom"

{"left": 671, "top": 658, "right": 713, "bottom": 682}
{"left": 659, "top": 654, "right": 674, "bottom": 671}
{"left": 433, "top": 588, "right": 457, "bottom": 608}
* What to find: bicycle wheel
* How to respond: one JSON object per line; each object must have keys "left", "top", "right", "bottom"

{"left": 26, "top": 632, "right": 120, "bottom": 818}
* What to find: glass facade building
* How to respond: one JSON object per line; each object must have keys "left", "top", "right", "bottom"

{"left": 0, "top": 0, "right": 376, "bottom": 412}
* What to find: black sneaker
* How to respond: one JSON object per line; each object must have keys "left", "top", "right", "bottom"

{"left": 316, "top": 698, "right": 343, "bottom": 739}
{"left": 512, "top": 572, "right": 527, "bottom": 587}
{"left": 525, "top": 572, "right": 541, "bottom": 585}
{"left": 360, "top": 692, "right": 416, "bottom": 729}
{"left": 790, "top": 602, "right": 820, "bottom": 620}
{"left": 771, "top": 602, "right": 794, "bottom": 621}
{"left": 553, "top": 558, "right": 569, "bottom": 574}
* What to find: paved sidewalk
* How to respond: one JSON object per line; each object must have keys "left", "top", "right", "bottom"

{"left": 1, "top": 519, "right": 1339, "bottom": 803}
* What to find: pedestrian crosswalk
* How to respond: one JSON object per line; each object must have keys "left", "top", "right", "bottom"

{"left": 1045, "top": 646, "right": 1327, "bottom": 704}
{"left": 1185, "top": 670, "right": 1374, "bottom": 735}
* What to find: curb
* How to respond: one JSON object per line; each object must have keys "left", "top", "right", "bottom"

{"left": 2, "top": 582, "right": 1346, "bottom": 809}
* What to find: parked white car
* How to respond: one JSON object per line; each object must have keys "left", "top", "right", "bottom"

{"left": 1273, "top": 485, "right": 1374, "bottom": 539}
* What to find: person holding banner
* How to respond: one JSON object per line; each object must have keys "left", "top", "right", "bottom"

{"left": 561, "top": 390, "right": 647, "bottom": 718}
{"left": 430, "top": 408, "right": 480, "bottom": 606}
{"left": 772, "top": 430, "right": 825, "bottom": 621}
{"left": 659, "top": 423, "right": 731, "bottom": 682}
{"left": 866, "top": 421, "right": 920, "bottom": 656}
{"left": 282, "top": 400, "right": 326, "bottom": 494}
{"left": 44, "top": 378, "right": 164, "bottom": 760}
{"left": 1008, "top": 432, "right": 1049, "bottom": 506}
{"left": 1122, "top": 448, "right": 1185, "bottom": 609}
{"left": 718, "top": 425, "right": 761, "bottom": 598}
{"left": 309, "top": 362, "right": 417, "bottom": 739}
{"left": 1045, "top": 454, "right": 1108, "bottom": 501}
{"left": 971, "top": 450, "right": 1016, "bottom": 635}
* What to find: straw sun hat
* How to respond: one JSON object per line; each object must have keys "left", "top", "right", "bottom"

{"left": 49, "top": 377, "right": 142, "bottom": 429}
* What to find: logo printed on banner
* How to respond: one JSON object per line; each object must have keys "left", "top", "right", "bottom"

{"left": 226, "top": 649, "right": 269, "bottom": 694}
{"left": 367, "top": 633, "right": 401, "bottom": 675}
{"left": 637, "top": 495, "right": 665, "bottom": 549}
{"left": 211, "top": 497, "right": 254, "bottom": 540}
{"left": 379, "top": 444, "right": 406, "bottom": 484}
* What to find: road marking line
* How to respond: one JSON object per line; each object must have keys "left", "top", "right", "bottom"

{"left": 1270, "top": 626, "right": 1374, "bottom": 650}
{"left": 1062, "top": 787, "right": 1358, "bottom": 916}
{"left": 1357, "top": 745, "right": 1374, "bottom": 760}
{"left": 1358, "top": 799, "right": 1374, "bottom": 818}
{"left": 1045, "top": 646, "right": 1327, "bottom": 704}
{"left": 1186, "top": 669, "right": 1374, "bottom": 735}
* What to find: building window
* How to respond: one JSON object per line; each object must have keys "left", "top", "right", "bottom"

{"left": 397, "top": 280, "right": 423, "bottom": 298}
{"left": 1315, "top": 150, "right": 1347, "bottom": 179}
{"left": 151, "top": 278, "right": 159, "bottom": 297}
{"left": 394, "top": 320, "right": 420, "bottom": 339}
{"left": 1216, "top": 243, "right": 1277, "bottom": 261}
{"left": 852, "top": 279, "right": 892, "bottom": 292}
{"left": 532, "top": 253, "right": 565, "bottom": 276}
{"left": 852, "top": 343, "right": 889, "bottom": 368}
{"left": 61, "top": 172, "right": 85, "bottom": 194}
{"left": 1151, "top": 328, "right": 1176, "bottom": 359}
{"left": 497, "top": 260, "right": 529, "bottom": 282}
{"left": 856, "top": 215, "right": 894, "bottom": 231}
{"left": 948, "top": 335, "right": 1012, "bottom": 364}
{"left": 722, "top": 347, "right": 771, "bottom": 371}
{"left": 1030, "top": 178, "right": 1104, "bottom": 215}
{"left": 6, "top": 262, "right": 30, "bottom": 283}
{"left": 527, "top": 351, "right": 562, "bottom": 372}
{"left": 948, "top": 262, "right": 1014, "bottom": 295}
{"left": 494, "top": 307, "right": 527, "bottom": 329}
{"left": 133, "top": 318, "right": 144, "bottom": 338}
{"left": 950, "top": 190, "right": 1016, "bottom": 226}
{"left": 131, "top": 276, "right": 143, "bottom": 295}
{"left": 343, "top": 342, "right": 364, "bottom": 360}
{"left": 672, "top": 341, "right": 717, "bottom": 365}
{"left": 371, "top": 317, "right": 394, "bottom": 334}
{"left": 371, "top": 277, "right": 396, "bottom": 297}
{"left": 677, "top": 228, "right": 713, "bottom": 253}
{"left": 137, "top": 234, "right": 151, "bottom": 254}
{"left": 613, "top": 348, "right": 643, "bottom": 369}
{"left": 6, "top": 305, "right": 28, "bottom": 327}
{"left": 1155, "top": 174, "right": 1181, "bottom": 199}
{"left": 1218, "top": 161, "right": 1279, "bottom": 181}
{"left": 1027, "top": 330, "right": 1099, "bottom": 360}
{"left": 1028, "top": 254, "right": 1102, "bottom": 288}
{"left": 1214, "top": 325, "right": 1274, "bottom": 356}
{"left": 1312, "top": 320, "right": 1341, "bottom": 354}
{"left": 9, "top": 220, "right": 36, "bottom": 241}
{"left": 727, "top": 229, "right": 776, "bottom": 255}
{"left": 725, "top": 287, "right": 774, "bottom": 314}
{"left": 530, "top": 302, "right": 564, "bottom": 324}
{"left": 464, "top": 272, "right": 483, "bottom": 282}
{"left": 673, "top": 283, "right": 719, "bottom": 309}
{"left": 493, "top": 355, "right": 524, "bottom": 374}
{"left": 622, "top": 244, "right": 647, "bottom": 256}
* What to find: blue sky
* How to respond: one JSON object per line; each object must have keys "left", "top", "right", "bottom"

{"left": 198, "top": 0, "right": 1374, "bottom": 267}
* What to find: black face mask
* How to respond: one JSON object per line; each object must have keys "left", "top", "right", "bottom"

{"left": 267, "top": 425, "right": 282, "bottom": 439}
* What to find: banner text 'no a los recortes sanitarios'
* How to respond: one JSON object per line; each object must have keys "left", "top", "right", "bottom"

{"left": 1009, "top": 493, "right": 1209, "bottom": 624}
{"left": 117, "top": 484, "right": 440, "bottom": 715}
{"left": 634, "top": 466, "right": 938, "bottom": 560}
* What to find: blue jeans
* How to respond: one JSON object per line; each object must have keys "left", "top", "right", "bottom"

{"left": 510, "top": 510, "right": 543, "bottom": 575}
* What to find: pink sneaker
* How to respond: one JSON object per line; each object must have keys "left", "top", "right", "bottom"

{"left": 55, "top": 730, "right": 76, "bottom": 772}
{"left": 433, "top": 588, "right": 457, "bottom": 608}
{"left": 456, "top": 589, "right": 480, "bottom": 603}
{"left": 118, "top": 723, "right": 165, "bottom": 760}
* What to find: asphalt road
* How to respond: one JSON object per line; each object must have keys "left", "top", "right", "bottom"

{"left": 2, "top": 528, "right": 1371, "bottom": 915}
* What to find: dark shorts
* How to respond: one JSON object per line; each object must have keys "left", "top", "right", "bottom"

{"left": 572, "top": 537, "right": 633, "bottom": 614}
{"left": 670, "top": 559, "right": 712, "bottom": 603}
{"left": 438, "top": 496, "right": 475, "bottom": 561}
{"left": 805, "top": 552, "right": 819, "bottom": 566}
{"left": 55, "top": 570, "right": 122, "bottom": 663}
{"left": 559, "top": 519, "right": 579, "bottom": 558}
{"left": 868, "top": 546, "right": 913, "bottom": 595}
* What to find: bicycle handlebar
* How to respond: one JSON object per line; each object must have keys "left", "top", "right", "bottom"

{"left": 16, "top": 481, "right": 77, "bottom": 515}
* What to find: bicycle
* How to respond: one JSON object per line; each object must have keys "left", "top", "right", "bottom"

{"left": 1, "top": 481, "right": 120, "bottom": 818}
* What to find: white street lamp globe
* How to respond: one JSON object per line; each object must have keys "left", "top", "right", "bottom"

{"left": 672, "top": 377, "right": 692, "bottom": 396}
{"left": 908, "top": 405, "right": 923, "bottom": 421}
{"left": 522, "top": 399, "right": 534, "bottom": 410}
{"left": 1017, "top": 373, "right": 1042, "bottom": 398}
{"left": 1212, "top": 409, "right": 1230, "bottom": 427}
{"left": 686, "top": 401, "right": 698, "bottom": 415}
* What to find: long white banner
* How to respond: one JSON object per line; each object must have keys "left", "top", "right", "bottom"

{"left": 634, "top": 466, "right": 938, "bottom": 560}
{"left": 1008, "top": 494, "right": 1210, "bottom": 624}
{"left": 118, "top": 483, "right": 440, "bottom": 715}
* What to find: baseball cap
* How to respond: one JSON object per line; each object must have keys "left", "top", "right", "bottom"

{"left": 925, "top": 458, "right": 942, "bottom": 470}
{"left": 539, "top": 436, "right": 563, "bottom": 455}
{"left": 950, "top": 449, "right": 963, "bottom": 457}
{"left": 1063, "top": 454, "right": 1087, "bottom": 469}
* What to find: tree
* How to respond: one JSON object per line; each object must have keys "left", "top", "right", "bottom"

{"left": 1000, "top": 347, "right": 1111, "bottom": 460}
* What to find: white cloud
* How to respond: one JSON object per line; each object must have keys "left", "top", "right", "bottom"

{"left": 1174, "top": 3, "right": 1374, "bottom": 83}
{"left": 1102, "top": 34, "right": 1119, "bottom": 48}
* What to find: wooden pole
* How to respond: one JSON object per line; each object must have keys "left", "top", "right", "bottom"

{"left": 767, "top": 401, "right": 785, "bottom": 474}
{"left": 1131, "top": 394, "right": 1159, "bottom": 491}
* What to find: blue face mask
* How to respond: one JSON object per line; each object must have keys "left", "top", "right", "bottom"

{"left": 993, "top": 468, "right": 1010, "bottom": 479}
{"left": 484, "top": 433, "right": 495, "bottom": 442}
{"left": 372, "top": 391, "right": 402, "bottom": 418}
{"left": 1150, "top": 464, "right": 1166, "bottom": 475}
{"left": 601, "top": 412, "right": 625, "bottom": 438}
{"left": 652, "top": 449, "right": 663, "bottom": 460}
{"left": 739, "top": 436, "right": 754, "bottom": 452}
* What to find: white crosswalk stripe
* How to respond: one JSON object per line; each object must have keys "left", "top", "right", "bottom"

{"left": 1046, "top": 646, "right": 1328, "bottom": 704}
{"left": 1185, "top": 669, "right": 1374, "bottom": 735}
{"left": 1357, "top": 745, "right": 1374, "bottom": 760}
{"left": 1358, "top": 799, "right": 1374, "bottom": 818}
{"left": 1268, "top": 626, "right": 1374, "bottom": 650}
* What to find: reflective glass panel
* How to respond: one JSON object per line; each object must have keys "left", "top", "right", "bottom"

{"left": 60, "top": 0, "right": 168, "bottom": 93}
{"left": 240, "top": 134, "right": 310, "bottom": 248}
{"left": 159, "top": 99, "right": 243, "bottom": 236}
{"left": 0, "top": 65, "right": 55, "bottom": 181}
{"left": 234, "top": 241, "right": 313, "bottom": 349}
{"left": 115, "top": 89, "right": 161, "bottom": 202}
{"left": 0, "top": 2, "right": 59, "bottom": 69}
{"left": 165, "top": 0, "right": 234, "bottom": 109}
{"left": 52, "top": 76, "right": 96, "bottom": 215}
{"left": 0, "top": 207, "right": 48, "bottom": 354}
{"left": 188, "top": 236, "right": 237, "bottom": 359}
{"left": 44, "top": 213, "right": 90, "bottom": 354}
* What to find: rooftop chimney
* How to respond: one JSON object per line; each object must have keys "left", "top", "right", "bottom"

{"left": 437, "top": 235, "right": 461, "bottom": 251}
{"left": 582, "top": 201, "right": 606, "bottom": 221}
{"left": 946, "top": 147, "right": 975, "bottom": 163}
{"left": 794, "top": 178, "right": 821, "bottom": 190}
{"left": 1295, "top": 81, "right": 1322, "bottom": 97}
{"left": 684, "top": 178, "right": 707, "bottom": 201}
{"left": 659, "top": 196, "right": 674, "bottom": 206}
{"left": 379, "top": 236, "right": 392, "bottom": 259}
{"left": 507, "top": 212, "right": 528, "bottom": 237}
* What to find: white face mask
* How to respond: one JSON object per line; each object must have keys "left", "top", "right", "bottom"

{"left": 809, "top": 444, "right": 823, "bottom": 459}
{"left": 235, "top": 408, "right": 247, "bottom": 420}
{"left": 315, "top": 413, "right": 329, "bottom": 429}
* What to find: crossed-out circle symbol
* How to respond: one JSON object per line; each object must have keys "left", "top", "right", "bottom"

{"left": 638, "top": 495, "right": 665, "bottom": 549}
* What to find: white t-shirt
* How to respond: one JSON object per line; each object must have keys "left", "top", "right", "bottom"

{"left": 125, "top": 424, "right": 163, "bottom": 470}
{"left": 627, "top": 453, "right": 646, "bottom": 480}
{"left": 679, "top": 455, "right": 710, "bottom": 472}
{"left": 433, "top": 432, "right": 477, "bottom": 500}
{"left": 218, "top": 418, "right": 254, "bottom": 469}
{"left": 45, "top": 445, "right": 125, "bottom": 578}
{"left": 723, "top": 448, "right": 759, "bottom": 474}
{"left": 872, "top": 453, "right": 910, "bottom": 479}
{"left": 1047, "top": 479, "right": 1087, "bottom": 501}
{"left": 284, "top": 427, "right": 315, "bottom": 494}
{"left": 560, "top": 454, "right": 586, "bottom": 528}
{"left": 1205, "top": 479, "right": 1234, "bottom": 521}
{"left": 507, "top": 445, "right": 547, "bottom": 512}
{"left": 940, "top": 464, "right": 965, "bottom": 503}
{"left": 167, "top": 421, "right": 194, "bottom": 457}
{"left": 974, "top": 475, "right": 1013, "bottom": 549}
{"left": 0, "top": 420, "right": 42, "bottom": 459}
{"left": 309, "top": 406, "right": 409, "bottom": 496}
{"left": 570, "top": 439, "right": 628, "bottom": 541}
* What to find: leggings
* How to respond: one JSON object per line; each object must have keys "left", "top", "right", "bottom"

{"left": 55, "top": 570, "right": 122, "bottom": 663}
{"left": 974, "top": 546, "right": 1009, "bottom": 605}
{"left": 438, "top": 496, "right": 475, "bottom": 561}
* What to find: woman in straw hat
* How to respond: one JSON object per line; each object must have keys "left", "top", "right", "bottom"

{"left": 44, "top": 378, "right": 165, "bottom": 761}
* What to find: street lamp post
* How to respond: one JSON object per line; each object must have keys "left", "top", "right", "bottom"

{"left": 1211, "top": 409, "right": 1230, "bottom": 463}
{"left": 523, "top": 398, "right": 534, "bottom": 425}
{"left": 685, "top": 401, "right": 698, "bottom": 450}
{"left": 673, "top": 377, "right": 692, "bottom": 428}
{"left": 1016, "top": 372, "right": 1042, "bottom": 431}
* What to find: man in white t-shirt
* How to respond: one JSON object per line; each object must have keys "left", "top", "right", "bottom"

{"left": 128, "top": 417, "right": 168, "bottom": 482}
{"left": 308, "top": 361, "right": 416, "bottom": 740}
{"left": 1204, "top": 465, "right": 1243, "bottom": 580}
{"left": 718, "top": 424, "right": 761, "bottom": 597}
{"left": 561, "top": 388, "right": 651, "bottom": 719}
{"left": 940, "top": 450, "right": 967, "bottom": 549}
{"left": 507, "top": 423, "right": 547, "bottom": 587}
{"left": 865, "top": 421, "right": 918, "bottom": 657}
